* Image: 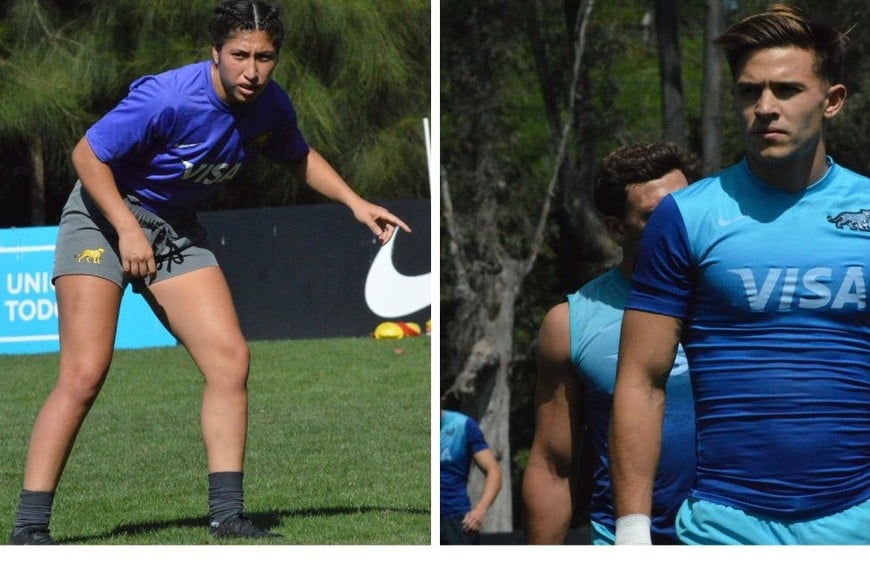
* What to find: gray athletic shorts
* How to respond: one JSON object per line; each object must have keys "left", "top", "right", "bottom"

{"left": 52, "top": 181, "right": 218, "bottom": 292}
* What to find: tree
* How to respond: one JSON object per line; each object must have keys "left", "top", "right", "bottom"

{"left": 441, "top": 0, "right": 601, "bottom": 532}
{"left": 654, "top": 0, "right": 687, "bottom": 147}
{"left": 700, "top": 0, "right": 725, "bottom": 173}
{"left": 0, "top": 0, "right": 95, "bottom": 225}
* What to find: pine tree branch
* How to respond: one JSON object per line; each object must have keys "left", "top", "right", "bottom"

{"left": 440, "top": 164, "right": 473, "bottom": 300}
{"left": 523, "top": 0, "right": 595, "bottom": 277}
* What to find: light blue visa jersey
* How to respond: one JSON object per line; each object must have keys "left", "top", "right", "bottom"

{"left": 628, "top": 158, "right": 870, "bottom": 520}
{"left": 569, "top": 268, "right": 696, "bottom": 543}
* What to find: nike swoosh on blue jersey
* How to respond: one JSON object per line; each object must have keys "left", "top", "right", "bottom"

{"left": 717, "top": 215, "right": 749, "bottom": 227}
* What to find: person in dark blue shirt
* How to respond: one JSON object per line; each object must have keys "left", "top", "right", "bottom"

{"left": 523, "top": 143, "right": 699, "bottom": 545}
{"left": 440, "top": 408, "right": 502, "bottom": 545}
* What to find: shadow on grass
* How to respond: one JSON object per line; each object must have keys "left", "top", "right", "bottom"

{"left": 60, "top": 505, "right": 431, "bottom": 544}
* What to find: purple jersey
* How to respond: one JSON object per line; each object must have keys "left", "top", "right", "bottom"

{"left": 86, "top": 60, "right": 310, "bottom": 219}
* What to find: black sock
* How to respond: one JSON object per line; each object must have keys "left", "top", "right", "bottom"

{"left": 208, "top": 471, "right": 244, "bottom": 525}
{"left": 13, "top": 490, "right": 54, "bottom": 535}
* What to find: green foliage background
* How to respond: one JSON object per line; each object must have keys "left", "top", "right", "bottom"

{"left": 0, "top": 0, "right": 431, "bottom": 226}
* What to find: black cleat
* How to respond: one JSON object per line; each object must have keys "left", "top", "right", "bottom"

{"left": 9, "top": 525, "right": 56, "bottom": 545}
{"left": 209, "top": 515, "right": 282, "bottom": 540}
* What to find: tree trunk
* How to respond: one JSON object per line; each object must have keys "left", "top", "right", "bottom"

{"left": 655, "top": 0, "right": 687, "bottom": 148}
{"left": 441, "top": 0, "right": 597, "bottom": 533}
{"left": 464, "top": 265, "right": 523, "bottom": 532}
{"left": 29, "top": 135, "right": 46, "bottom": 226}
{"left": 442, "top": 154, "right": 521, "bottom": 532}
{"left": 701, "top": 0, "right": 725, "bottom": 174}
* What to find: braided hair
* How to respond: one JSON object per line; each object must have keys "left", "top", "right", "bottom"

{"left": 210, "top": 1, "right": 285, "bottom": 51}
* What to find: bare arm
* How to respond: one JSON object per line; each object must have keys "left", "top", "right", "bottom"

{"left": 71, "top": 137, "right": 156, "bottom": 278}
{"left": 522, "top": 303, "right": 581, "bottom": 544}
{"left": 289, "top": 149, "right": 411, "bottom": 245}
{"left": 463, "top": 447, "right": 502, "bottom": 533}
{"left": 609, "top": 310, "right": 681, "bottom": 525}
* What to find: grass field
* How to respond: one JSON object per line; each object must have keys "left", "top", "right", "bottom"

{"left": 0, "top": 336, "right": 431, "bottom": 545}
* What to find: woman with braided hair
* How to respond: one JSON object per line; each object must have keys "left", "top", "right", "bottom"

{"left": 9, "top": 1, "right": 409, "bottom": 545}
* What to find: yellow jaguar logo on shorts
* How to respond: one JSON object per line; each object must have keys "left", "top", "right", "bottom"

{"left": 75, "top": 247, "right": 105, "bottom": 264}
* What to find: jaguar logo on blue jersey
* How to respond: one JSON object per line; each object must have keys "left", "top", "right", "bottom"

{"left": 827, "top": 209, "right": 870, "bottom": 232}
{"left": 181, "top": 161, "right": 242, "bottom": 185}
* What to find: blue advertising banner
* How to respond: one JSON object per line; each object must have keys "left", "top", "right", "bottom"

{"left": 0, "top": 226, "right": 176, "bottom": 355}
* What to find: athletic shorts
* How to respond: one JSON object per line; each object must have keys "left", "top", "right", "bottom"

{"left": 590, "top": 520, "right": 614, "bottom": 545}
{"left": 439, "top": 515, "right": 480, "bottom": 545}
{"left": 675, "top": 497, "right": 870, "bottom": 545}
{"left": 53, "top": 182, "right": 218, "bottom": 292}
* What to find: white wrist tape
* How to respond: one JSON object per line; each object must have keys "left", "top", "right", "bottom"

{"left": 614, "top": 514, "right": 652, "bottom": 545}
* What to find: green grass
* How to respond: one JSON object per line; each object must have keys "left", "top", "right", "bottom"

{"left": 0, "top": 337, "right": 431, "bottom": 545}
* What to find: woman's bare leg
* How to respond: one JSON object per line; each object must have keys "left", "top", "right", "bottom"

{"left": 145, "top": 266, "right": 250, "bottom": 472}
{"left": 22, "top": 274, "right": 122, "bottom": 492}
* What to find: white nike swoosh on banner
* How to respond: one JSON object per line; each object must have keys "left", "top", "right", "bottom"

{"left": 364, "top": 229, "right": 431, "bottom": 317}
